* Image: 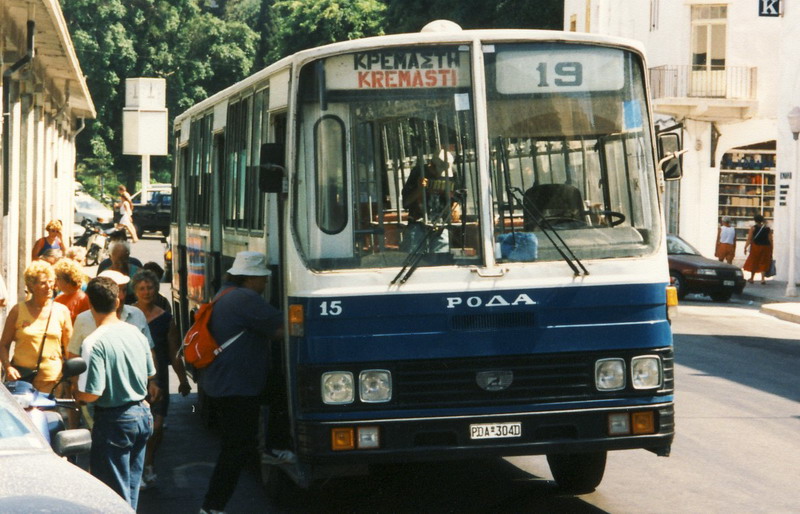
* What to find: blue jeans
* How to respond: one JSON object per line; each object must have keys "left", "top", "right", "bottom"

{"left": 90, "top": 402, "right": 153, "bottom": 509}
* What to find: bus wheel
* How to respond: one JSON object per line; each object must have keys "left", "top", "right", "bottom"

{"left": 670, "top": 271, "right": 687, "bottom": 299}
{"left": 546, "top": 451, "right": 606, "bottom": 493}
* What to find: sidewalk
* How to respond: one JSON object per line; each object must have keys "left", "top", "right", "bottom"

{"left": 735, "top": 279, "right": 800, "bottom": 324}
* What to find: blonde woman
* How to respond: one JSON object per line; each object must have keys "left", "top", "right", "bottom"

{"left": 54, "top": 258, "right": 90, "bottom": 323}
{"left": 0, "top": 261, "right": 72, "bottom": 393}
{"left": 31, "top": 219, "right": 64, "bottom": 260}
{"left": 116, "top": 185, "right": 139, "bottom": 243}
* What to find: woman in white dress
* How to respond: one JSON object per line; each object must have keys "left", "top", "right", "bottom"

{"left": 116, "top": 185, "right": 139, "bottom": 243}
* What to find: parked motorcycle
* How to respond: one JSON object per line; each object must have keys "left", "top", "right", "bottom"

{"left": 72, "top": 218, "right": 96, "bottom": 248}
{"left": 84, "top": 220, "right": 127, "bottom": 266}
{"left": 4, "top": 358, "right": 91, "bottom": 457}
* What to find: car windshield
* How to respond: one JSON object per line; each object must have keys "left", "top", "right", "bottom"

{"left": 0, "top": 394, "right": 47, "bottom": 450}
{"left": 74, "top": 195, "right": 107, "bottom": 210}
{"left": 667, "top": 235, "right": 700, "bottom": 255}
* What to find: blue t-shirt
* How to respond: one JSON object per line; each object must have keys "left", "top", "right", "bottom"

{"left": 201, "top": 284, "right": 282, "bottom": 397}
{"left": 79, "top": 322, "right": 155, "bottom": 408}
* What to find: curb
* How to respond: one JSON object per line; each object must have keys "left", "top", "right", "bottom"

{"left": 759, "top": 304, "right": 800, "bottom": 325}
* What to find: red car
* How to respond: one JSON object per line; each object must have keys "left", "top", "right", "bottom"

{"left": 667, "top": 234, "right": 746, "bottom": 302}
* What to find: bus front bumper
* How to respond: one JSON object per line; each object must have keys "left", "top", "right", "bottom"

{"left": 295, "top": 402, "right": 674, "bottom": 466}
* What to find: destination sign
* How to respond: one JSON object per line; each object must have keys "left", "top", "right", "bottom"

{"left": 495, "top": 47, "right": 625, "bottom": 94}
{"left": 324, "top": 48, "right": 471, "bottom": 90}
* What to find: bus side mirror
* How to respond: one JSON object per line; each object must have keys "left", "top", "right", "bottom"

{"left": 657, "top": 132, "right": 684, "bottom": 181}
{"left": 257, "top": 143, "right": 285, "bottom": 193}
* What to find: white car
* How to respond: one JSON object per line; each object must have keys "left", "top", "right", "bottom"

{"left": 74, "top": 192, "right": 113, "bottom": 224}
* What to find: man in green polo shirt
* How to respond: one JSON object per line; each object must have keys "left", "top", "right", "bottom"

{"left": 75, "top": 277, "right": 155, "bottom": 509}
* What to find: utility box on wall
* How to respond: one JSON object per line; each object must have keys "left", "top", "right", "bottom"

{"left": 123, "top": 78, "right": 168, "bottom": 155}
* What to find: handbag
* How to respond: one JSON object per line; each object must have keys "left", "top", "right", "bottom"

{"left": 766, "top": 259, "right": 777, "bottom": 278}
{"left": 12, "top": 307, "right": 53, "bottom": 384}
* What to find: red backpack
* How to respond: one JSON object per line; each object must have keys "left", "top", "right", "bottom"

{"left": 182, "top": 288, "right": 243, "bottom": 368}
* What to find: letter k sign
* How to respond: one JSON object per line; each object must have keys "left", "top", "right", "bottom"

{"left": 759, "top": 0, "right": 780, "bottom": 16}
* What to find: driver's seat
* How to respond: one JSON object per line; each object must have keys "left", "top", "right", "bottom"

{"left": 523, "top": 183, "right": 586, "bottom": 230}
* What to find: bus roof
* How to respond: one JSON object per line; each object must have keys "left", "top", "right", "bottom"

{"left": 173, "top": 28, "right": 646, "bottom": 126}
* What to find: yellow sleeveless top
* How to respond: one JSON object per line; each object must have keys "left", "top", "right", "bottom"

{"left": 12, "top": 301, "right": 71, "bottom": 386}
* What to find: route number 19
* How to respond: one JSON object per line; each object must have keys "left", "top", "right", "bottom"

{"left": 535, "top": 61, "right": 583, "bottom": 88}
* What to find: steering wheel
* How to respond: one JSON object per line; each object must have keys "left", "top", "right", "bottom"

{"left": 597, "top": 210, "right": 626, "bottom": 227}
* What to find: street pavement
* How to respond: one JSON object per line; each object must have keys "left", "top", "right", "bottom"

{"left": 725, "top": 278, "right": 800, "bottom": 324}
{"left": 96, "top": 238, "right": 799, "bottom": 512}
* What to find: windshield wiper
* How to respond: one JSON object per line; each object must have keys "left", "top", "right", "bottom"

{"left": 509, "top": 187, "right": 589, "bottom": 277}
{"left": 391, "top": 190, "right": 465, "bottom": 285}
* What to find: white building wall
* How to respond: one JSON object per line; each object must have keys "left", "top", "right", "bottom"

{"left": 775, "top": 3, "right": 800, "bottom": 285}
{"left": 564, "top": 0, "right": 798, "bottom": 285}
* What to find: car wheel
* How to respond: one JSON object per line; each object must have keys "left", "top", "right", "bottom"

{"left": 670, "top": 271, "right": 687, "bottom": 299}
{"left": 710, "top": 291, "right": 732, "bottom": 302}
{"left": 135, "top": 224, "right": 144, "bottom": 239}
{"left": 85, "top": 246, "right": 99, "bottom": 266}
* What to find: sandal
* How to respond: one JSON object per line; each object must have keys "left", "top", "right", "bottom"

{"left": 748, "top": 279, "right": 754, "bottom": 284}
{"left": 761, "top": 280, "right": 766, "bottom": 285}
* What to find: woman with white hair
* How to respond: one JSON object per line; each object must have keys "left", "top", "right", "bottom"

{"left": 715, "top": 216, "right": 736, "bottom": 264}
{"left": 97, "top": 240, "right": 141, "bottom": 302}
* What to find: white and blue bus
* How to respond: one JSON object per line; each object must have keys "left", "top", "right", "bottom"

{"left": 171, "top": 22, "right": 682, "bottom": 493}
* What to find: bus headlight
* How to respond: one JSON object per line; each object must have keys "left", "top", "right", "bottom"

{"left": 595, "top": 358, "right": 625, "bottom": 391}
{"left": 631, "top": 356, "right": 662, "bottom": 389}
{"left": 322, "top": 372, "right": 354, "bottom": 404}
{"left": 359, "top": 370, "right": 392, "bottom": 403}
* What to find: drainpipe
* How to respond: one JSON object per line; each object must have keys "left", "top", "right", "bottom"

{"left": 2, "top": 20, "right": 35, "bottom": 216}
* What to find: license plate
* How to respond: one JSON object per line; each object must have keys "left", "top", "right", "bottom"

{"left": 723, "top": 280, "right": 734, "bottom": 286}
{"left": 469, "top": 422, "right": 522, "bottom": 439}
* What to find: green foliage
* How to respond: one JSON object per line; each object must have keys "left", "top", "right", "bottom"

{"left": 265, "top": 0, "right": 386, "bottom": 61}
{"left": 62, "top": 0, "right": 258, "bottom": 190}
{"left": 63, "top": 0, "right": 563, "bottom": 194}
{"left": 381, "top": 0, "right": 564, "bottom": 33}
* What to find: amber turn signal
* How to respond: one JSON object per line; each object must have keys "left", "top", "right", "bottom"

{"left": 631, "top": 411, "right": 655, "bottom": 435}
{"left": 289, "top": 304, "right": 304, "bottom": 336}
{"left": 331, "top": 427, "right": 355, "bottom": 451}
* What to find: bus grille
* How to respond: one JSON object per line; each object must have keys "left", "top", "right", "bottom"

{"left": 298, "top": 348, "right": 674, "bottom": 411}
{"left": 449, "top": 312, "right": 536, "bottom": 331}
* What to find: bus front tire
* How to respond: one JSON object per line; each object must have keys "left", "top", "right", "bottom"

{"left": 546, "top": 451, "right": 607, "bottom": 493}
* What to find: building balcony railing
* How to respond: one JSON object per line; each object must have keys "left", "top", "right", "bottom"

{"left": 649, "top": 65, "right": 757, "bottom": 101}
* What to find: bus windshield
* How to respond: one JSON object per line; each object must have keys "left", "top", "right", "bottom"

{"left": 293, "top": 42, "right": 660, "bottom": 271}
{"left": 486, "top": 43, "right": 660, "bottom": 263}
{"left": 294, "top": 45, "right": 482, "bottom": 271}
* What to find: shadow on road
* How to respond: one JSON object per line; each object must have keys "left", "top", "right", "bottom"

{"left": 674, "top": 333, "right": 800, "bottom": 403}
{"left": 138, "top": 391, "right": 610, "bottom": 513}
{"left": 275, "top": 459, "right": 608, "bottom": 514}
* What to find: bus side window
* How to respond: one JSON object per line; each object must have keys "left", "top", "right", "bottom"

{"left": 315, "top": 115, "right": 347, "bottom": 234}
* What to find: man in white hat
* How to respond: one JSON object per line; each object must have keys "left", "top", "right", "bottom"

{"left": 200, "top": 251, "right": 284, "bottom": 514}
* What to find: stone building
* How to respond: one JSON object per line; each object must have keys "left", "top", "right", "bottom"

{"left": 1, "top": 0, "right": 95, "bottom": 310}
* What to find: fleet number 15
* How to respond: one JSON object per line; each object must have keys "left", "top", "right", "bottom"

{"left": 320, "top": 300, "right": 342, "bottom": 316}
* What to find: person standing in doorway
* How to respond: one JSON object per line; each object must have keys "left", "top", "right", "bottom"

{"left": 200, "top": 251, "right": 284, "bottom": 514}
{"left": 715, "top": 216, "right": 737, "bottom": 264}
{"left": 75, "top": 276, "right": 155, "bottom": 509}
{"left": 743, "top": 214, "right": 773, "bottom": 284}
